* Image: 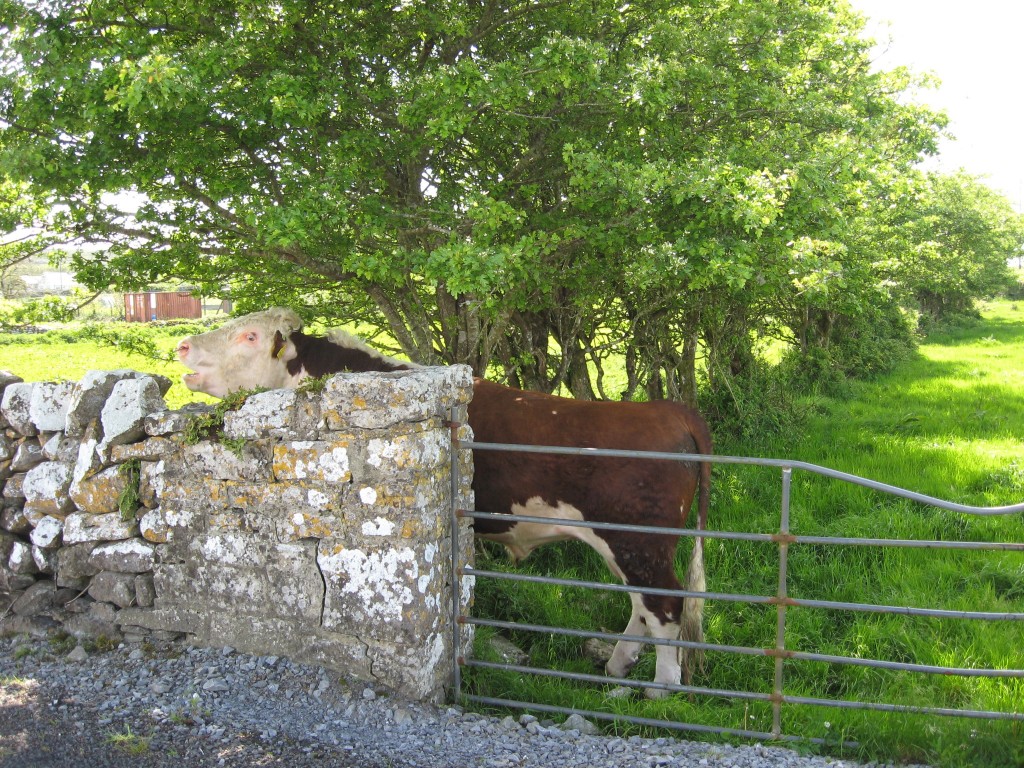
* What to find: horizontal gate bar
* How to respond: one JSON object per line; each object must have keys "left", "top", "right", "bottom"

{"left": 465, "top": 567, "right": 1024, "bottom": 622}
{"left": 462, "top": 509, "right": 1024, "bottom": 551}
{"left": 462, "top": 658, "right": 772, "bottom": 703}
{"left": 464, "top": 566, "right": 760, "bottom": 605}
{"left": 460, "top": 440, "right": 1024, "bottom": 516}
{"left": 463, "top": 660, "right": 1022, "bottom": 722}
{"left": 464, "top": 616, "right": 1024, "bottom": 678}
{"left": 785, "top": 693, "right": 1024, "bottom": 721}
{"left": 465, "top": 615, "right": 762, "bottom": 657}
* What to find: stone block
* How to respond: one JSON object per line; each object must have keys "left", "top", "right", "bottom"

{"left": 63, "top": 512, "right": 139, "bottom": 544}
{"left": 0, "top": 565, "right": 36, "bottom": 593}
{"left": 366, "top": 632, "right": 451, "bottom": 703}
{"left": 23, "top": 461, "right": 74, "bottom": 516}
{"left": 139, "top": 508, "right": 169, "bottom": 543}
{"left": 180, "top": 440, "right": 272, "bottom": 482}
{"left": 88, "top": 538, "right": 156, "bottom": 573}
{"left": 31, "top": 545, "right": 57, "bottom": 574}
{"left": 1, "top": 383, "right": 37, "bottom": 436}
{"left": 12, "top": 579, "right": 58, "bottom": 616}
{"left": 56, "top": 542, "right": 100, "bottom": 582}
{"left": 2, "top": 473, "right": 25, "bottom": 502}
{"left": 29, "top": 515, "right": 63, "bottom": 549}
{"left": 88, "top": 571, "right": 138, "bottom": 607}
{"left": 100, "top": 377, "right": 167, "bottom": 448}
{"left": 192, "top": 530, "right": 268, "bottom": 568}
{"left": 274, "top": 509, "right": 348, "bottom": 543}
{"left": 321, "top": 365, "right": 473, "bottom": 430}
{"left": 0, "top": 529, "right": 18, "bottom": 560}
{"left": 272, "top": 439, "right": 351, "bottom": 483}
{"left": 8, "top": 539, "right": 39, "bottom": 574}
{"left": 317, "top": 539, "right": 446, "bottom": 642}
{"left": 41, "top": 433, "right": 78, "bottom": 462}
{"left": 134, "top": 574, "right": 156, "bottom": 607}
{"left": 0, "top": 372, "right": 24, "bottom": 428}
{"left": 66, "top": 369, "right": 171, "bottom": 437}
{"left": 1, "top": 505, "right": 30, "bottom": 535}
{"left": 11, "top": 442, "right": 45, "bottom": 472}
{"left": 110, "top": 437, "right": 177, "bottom": 463}
{"left": 222, "top": 388, "right": 321, "bottom": 440}
{"left": 62, "top": 603, "right": 123, "bottom": 641}
{"left": 228, "top": 481, "right": 345, "bottom": 525}
{"left": 144, "top": 403, "right": 214, "bottom": 436}
{"left": 28, "top": 381, "right": 76, "bottom": 433}
{"left": 69, "top": 464, "right": 127, "bottom": 515}
{"left": 205, "top": 614, "right": 373, "bottom": 684}
{"left": 117, "top": 605, "right": 204, "bottom": 635}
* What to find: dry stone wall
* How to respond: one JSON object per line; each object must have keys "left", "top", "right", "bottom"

{"left": 0, "top": 366, "right": 475, "bottom": 702}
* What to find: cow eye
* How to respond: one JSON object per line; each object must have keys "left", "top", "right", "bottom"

{"left": 246, "top": 332, "right": 258, "bottom": 343}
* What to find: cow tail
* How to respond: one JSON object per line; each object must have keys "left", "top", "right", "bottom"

{"left": 680, "top": 413, "right": 712, "bottom": 684}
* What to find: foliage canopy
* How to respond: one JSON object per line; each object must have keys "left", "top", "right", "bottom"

{"left": 2, "top": 0, "right": 1019, "bottom": 404}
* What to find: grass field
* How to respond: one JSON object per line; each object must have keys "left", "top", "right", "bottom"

{"left": 1, "top": 301, "right": 1021, "bottom": 767}
{"left": 0, "top": 320, "right": 214, "bottom": 408}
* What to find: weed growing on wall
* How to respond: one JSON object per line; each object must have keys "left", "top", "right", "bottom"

{"left": 182, "top": 387, "right": 266, "bottom": 453}
{"left": 117, "top": 458, "right": 142, "bottom": 521}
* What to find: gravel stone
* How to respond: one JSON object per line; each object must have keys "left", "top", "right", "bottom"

{"left": 0, "top": 634, "right": 927, "bottom": 768}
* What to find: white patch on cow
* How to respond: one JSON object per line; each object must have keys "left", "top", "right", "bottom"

{"left": 359, "top": 487, "right": 378, "bottom": 505}
{"left": 361, "top": 517, "right": 395, "bottom": 536}
{"left": 485, "top": 497, "right": 624, "bottom": 581}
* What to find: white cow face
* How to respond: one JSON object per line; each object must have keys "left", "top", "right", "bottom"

{"left": 176, "top": 308, "right": 303, "bottom": 398}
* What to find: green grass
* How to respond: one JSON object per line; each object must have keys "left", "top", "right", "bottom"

{"left": 105, "top": 725, "right": 152, "bottom": 756}
{"left": 0, "top": 320, "right": 214, "bottom": 408}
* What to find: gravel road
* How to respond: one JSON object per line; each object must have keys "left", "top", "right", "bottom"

{"left": 0, "top": 634, "right": 914, "bottom": 768}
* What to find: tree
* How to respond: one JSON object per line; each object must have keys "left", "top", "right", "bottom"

{"left": 1, "top": 0, "right": 944, "bottom": 400}
{"left": 897, "top": 171, "right": 1022, "bottom": 323}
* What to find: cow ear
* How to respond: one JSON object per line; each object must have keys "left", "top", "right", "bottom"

{"left": 272, "top": 330, "right": 298, "bottom": 362}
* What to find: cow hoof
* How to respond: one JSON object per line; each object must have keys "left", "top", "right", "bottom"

{"left": 644, "top": 686, "right": 671, "bottom": 700}
{"left": 605, "top": 660, "right": 634, "bottom": 679}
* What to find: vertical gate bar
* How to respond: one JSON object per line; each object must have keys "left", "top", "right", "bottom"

{"left": 772, "top": 467, "right": 793, "bottom": 740}
{"left": 449, "top": 410, "right": 462, "bottom": 702}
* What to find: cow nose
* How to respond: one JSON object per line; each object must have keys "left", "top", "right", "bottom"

{"left": 176, "top": 341, "right": 191, "bottom": 359}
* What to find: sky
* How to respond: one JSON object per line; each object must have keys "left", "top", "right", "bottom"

{"left": 850, "top": 0, "right": 1024, "bottom": 211}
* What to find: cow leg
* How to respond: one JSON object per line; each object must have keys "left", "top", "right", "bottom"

{"left": 605, "top": 592, "right": 649, "bottom": 679}
{"left": 645, "top": 611, "right": 682, "bottom": 699}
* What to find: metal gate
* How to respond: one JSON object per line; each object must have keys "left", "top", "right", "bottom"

{"left": 448, "top": 434, "right": 1024, "bottom": 748}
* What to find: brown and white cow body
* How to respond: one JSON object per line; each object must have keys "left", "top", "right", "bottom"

{"left": 177, "top": 309, "right": 711, "bottom": 696}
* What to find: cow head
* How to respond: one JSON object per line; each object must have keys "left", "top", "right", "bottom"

{"left": 176, "top": 308, "right": 303, "bottom": 397}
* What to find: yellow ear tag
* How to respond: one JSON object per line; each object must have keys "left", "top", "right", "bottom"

{"left": 276, "top": 344, "right": 287, "bottom": 359}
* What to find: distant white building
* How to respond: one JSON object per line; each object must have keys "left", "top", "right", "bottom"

{"left": 21, "top": 271, "right": 81, "bottom": 295}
